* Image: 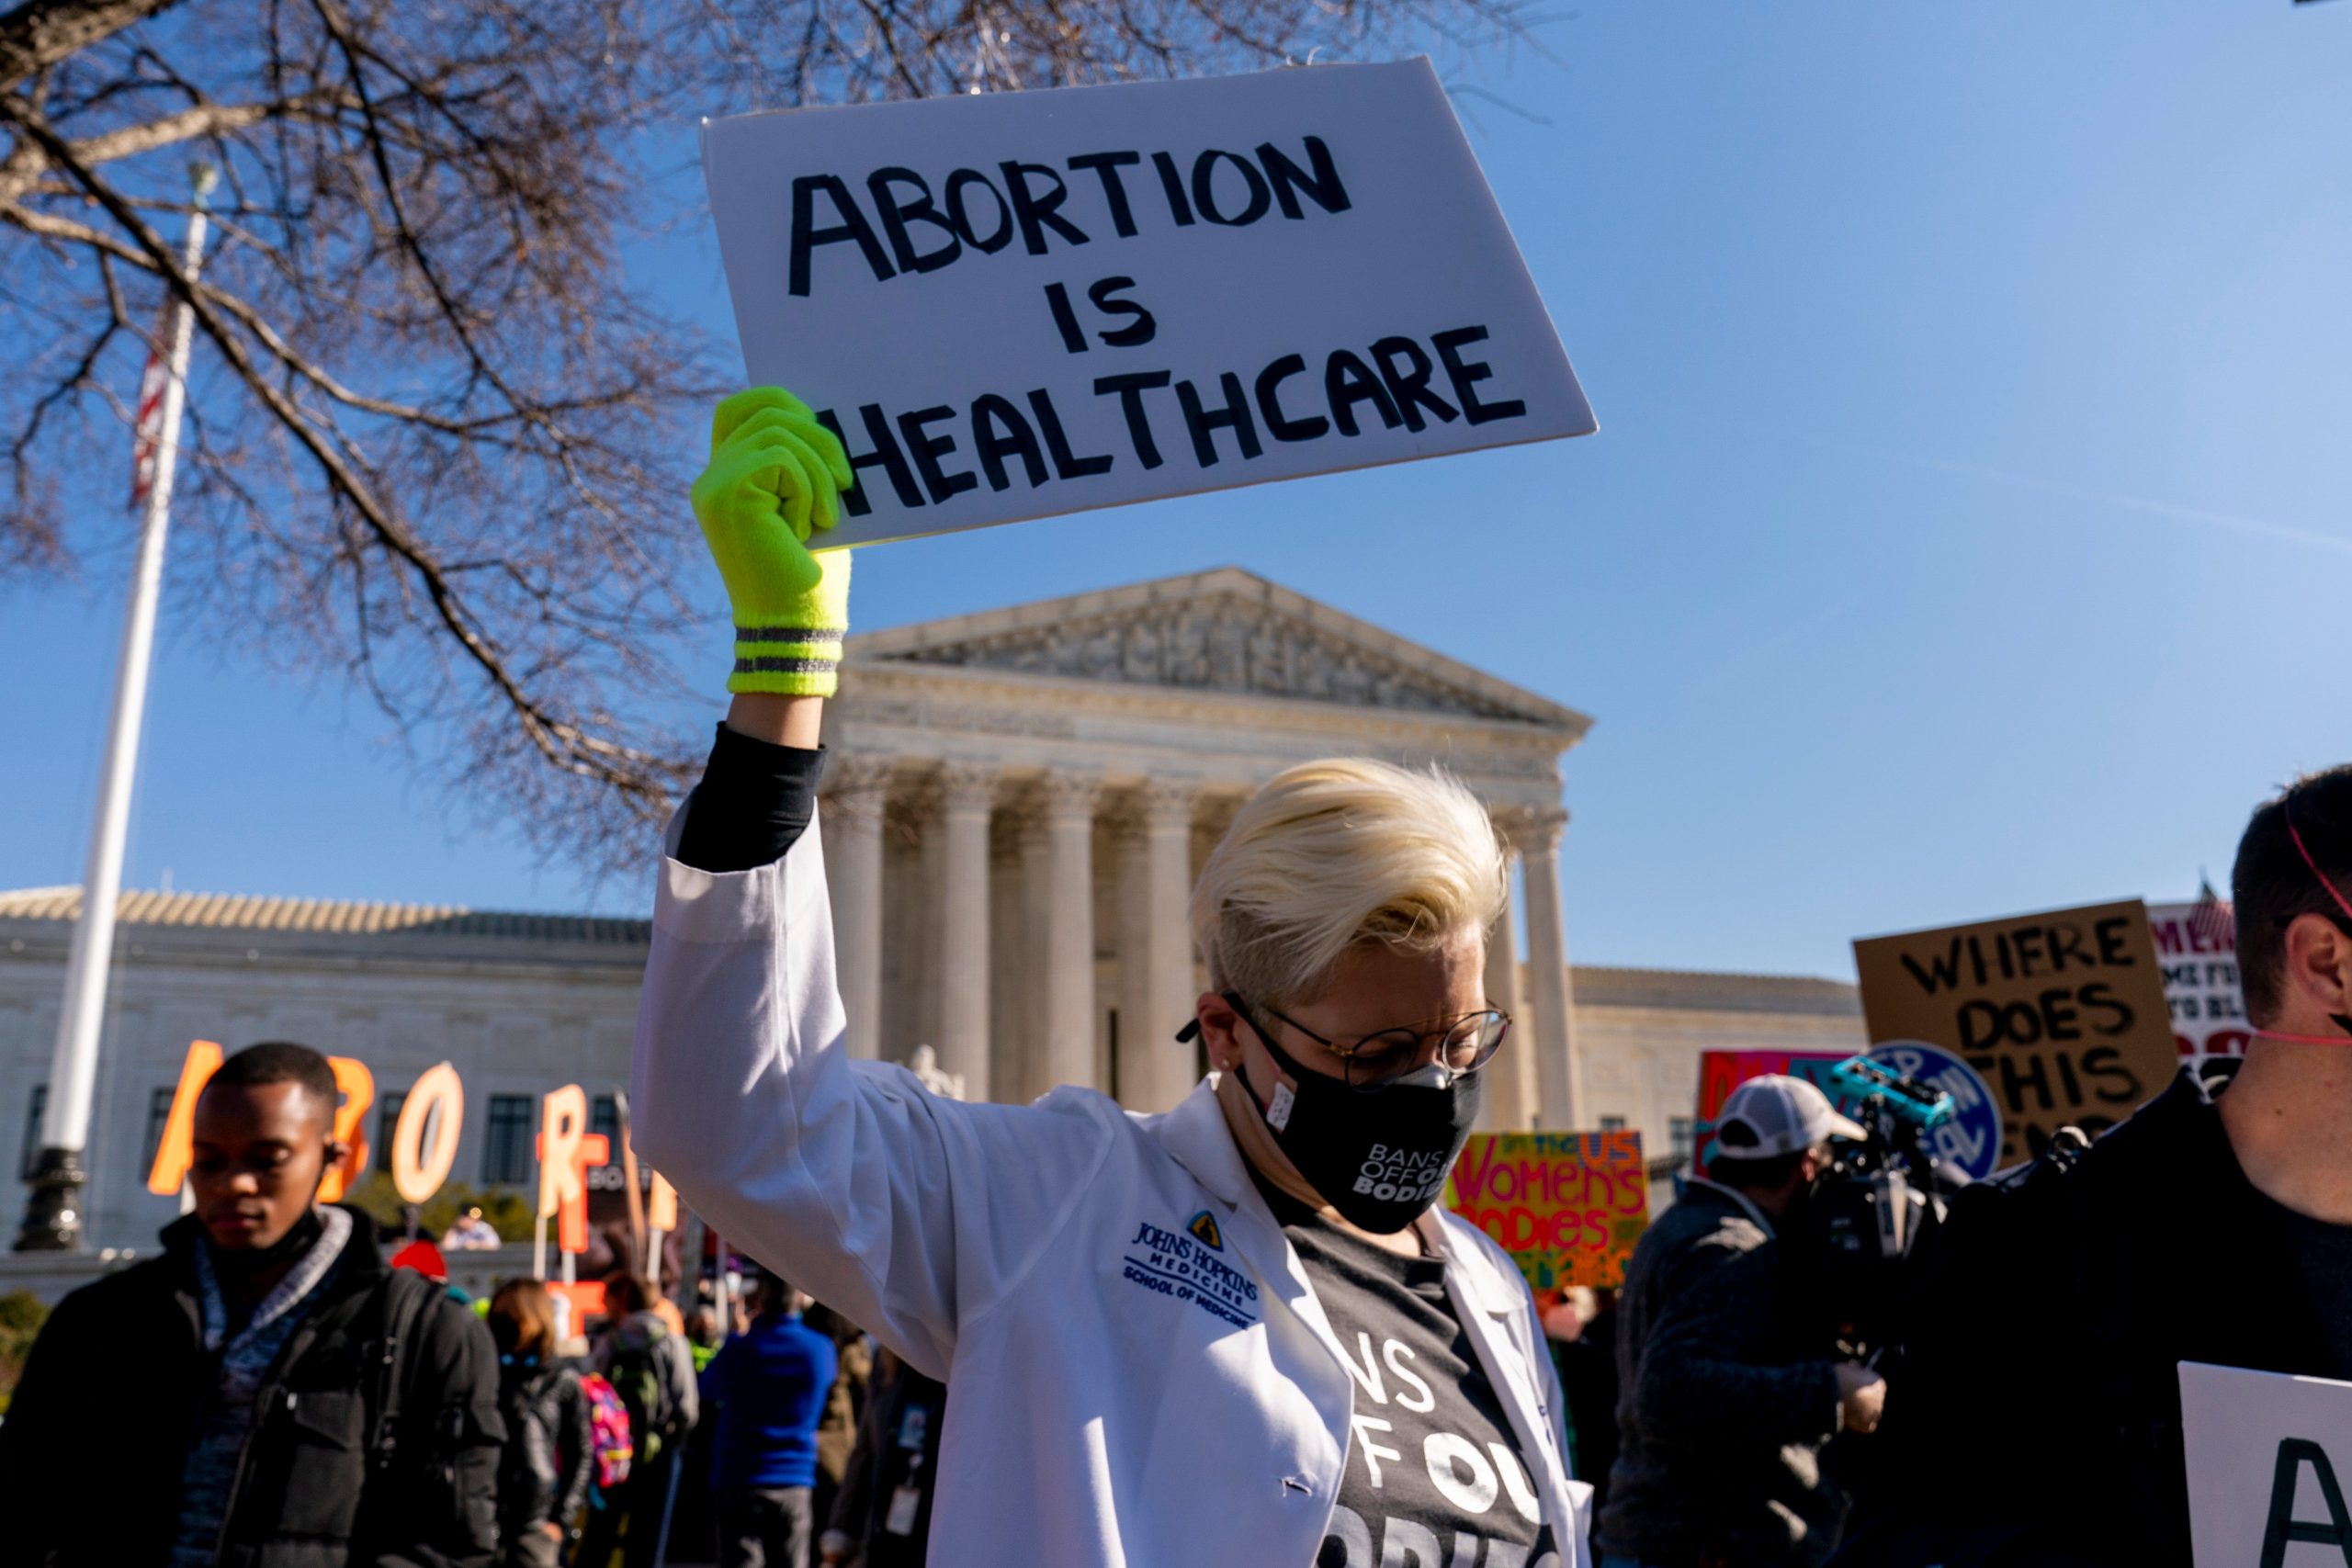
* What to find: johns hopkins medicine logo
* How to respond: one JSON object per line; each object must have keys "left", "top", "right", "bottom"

{"left": 1355, "top": 1141, "right": 1451, "bottom": 1207}
{"left": 1121, "top": 1211, "right": 1260, "bottom": 1327}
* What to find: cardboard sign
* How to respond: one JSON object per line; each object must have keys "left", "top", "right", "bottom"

{"left": 1446, "top": 1131, "right": 1649, "bottom": 1292}
{"left": 701, "top": 61, "right": 1592, "bottom": 547}
{"left": 2182, "top": 1361, "right": 2352, "bottom": 1564}
{"left": 2149, "top": 901, "right": 2252, "bottom": 1062}
{"left": 1855, "top": 901, "right": 2177, "bottom": 1166}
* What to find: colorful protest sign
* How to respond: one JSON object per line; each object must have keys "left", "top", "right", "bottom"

{"left": 2181, "top": 1361, "right": 2352, "bottom": 1566}
{"left": 701, "top": 61, "right": 1593, "bottom": 547}
{"left": 1446, "top": 1131, "right": 1649, "bottom": 1292}
{"left": 2148, "top": 901, "right": 2251, "bottom": 1062}
{"left": 1854, "top": 900, "right": 2177, "bottom": 1166}
{"left": 1695, "top": 1050, "right": 1849, "bottom": 1126}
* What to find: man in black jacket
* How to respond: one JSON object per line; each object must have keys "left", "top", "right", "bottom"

{"left": 1840, "top": 764, "right": 2352, "bottom": 1567}
{"left": 1599, "top": 1074, "right": 1887, "bottom": 1568}
{"left": 0, "top": 1041, "right": 503, "bottom": 1568}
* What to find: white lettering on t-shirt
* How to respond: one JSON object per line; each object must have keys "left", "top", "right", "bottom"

{"left": 1377, "top": 1517, "right": 1445, "bottom": 1568}
{"left": 1488, "top": 1443, "right": 1540, "bottom": 1524}
{"left": 1351, "top": 1414, "right": 1401, "bottom": 1489}
{"left": 1423, "top": 1432, "right": 1499, "bottom": 1514}
{"left": 1385, "top": 1338, "right": 1436, "bottom": 1414}
{"left": 1338, "top": 1331, "right": 1387, "bottom": 1404}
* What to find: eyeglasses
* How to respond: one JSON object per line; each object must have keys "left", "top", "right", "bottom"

{"left": 1235, "top": 994, "right": 1511, "bottom": 1088}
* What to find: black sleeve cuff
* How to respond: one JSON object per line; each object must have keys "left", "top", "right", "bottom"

{"left": 673, "top": 724, "right": 826, "bottom": 873}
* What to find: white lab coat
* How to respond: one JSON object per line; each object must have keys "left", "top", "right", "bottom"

{"left": 631, "top": 804, "right": 1594, "bottom": 1566}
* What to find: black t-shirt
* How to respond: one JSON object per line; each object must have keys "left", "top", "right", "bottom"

{"left": 1275, "top": 1202, "right": 1562, "bottom": 1568}
{"left": 2265, "top": 1195, "right": 2352, "bottom": 1378}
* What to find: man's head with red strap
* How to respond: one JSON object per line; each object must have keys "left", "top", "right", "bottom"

{"left": 2235, "top": 764, "right": 2352, "bottom": 1046}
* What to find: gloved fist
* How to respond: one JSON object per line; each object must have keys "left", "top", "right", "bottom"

{"left": 690, "top": 387, "right": 855, "bottom": 697}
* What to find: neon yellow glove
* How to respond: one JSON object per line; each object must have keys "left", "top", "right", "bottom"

{"left": 690, "top": 387, "right": 854, "bottom": 697}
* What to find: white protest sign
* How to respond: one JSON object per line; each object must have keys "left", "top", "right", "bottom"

{"left": 2182, "top": 1361, "right": 2352, "bottom": 1564}
{"left": 2150, "top": 901, "right": 2251, "bottom": 1063}
{"left": 701, "top": 61, "right": 1593, "bottom": 547}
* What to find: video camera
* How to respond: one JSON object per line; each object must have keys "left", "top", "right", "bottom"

{"left": 1809, "top": 1055, "right": 1968, "bottom": 1362}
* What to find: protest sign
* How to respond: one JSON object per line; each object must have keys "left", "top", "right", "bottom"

{"left": 1447, "top": 1131, "right": 1649, "bottom": 1292}
{"left": 2181, "top": 1361, "right": 2352, "bottom": 1565}
{"left": 1855, "top": 900, "right": 2177, "bottom": 1166}
{"left": 2149, "top": 901, "right": 2251, "bottom": 1062}
{"left": 1863, "top": 1040, "right": 2003, "bottom": 1180}
{"left": 701, "top": 61, "right": 1592, "bottom": 547}
{"left": 1695, "top": 1050, "right": 1849, "bottom": 1126}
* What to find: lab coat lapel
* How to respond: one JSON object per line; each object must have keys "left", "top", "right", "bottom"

{"left": 1152, "top": 1080, "right": 1355, "bottom": 1432}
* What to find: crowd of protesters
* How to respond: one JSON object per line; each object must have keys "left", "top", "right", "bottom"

{"left": 0, "top": 1038, "right": 933, "bottom": 1568}
{"left": 1, "top": 367, "right": 2346, "bottom": 1568}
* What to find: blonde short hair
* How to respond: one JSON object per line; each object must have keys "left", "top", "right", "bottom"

{"left": 1191, "top": 758, "right": 1508, "bottom": 1009}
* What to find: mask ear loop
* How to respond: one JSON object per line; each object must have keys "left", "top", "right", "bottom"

{"left": 2255, "top": 803, "right": 2352, "bottom": 1046}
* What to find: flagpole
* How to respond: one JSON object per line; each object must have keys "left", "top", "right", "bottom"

{"left": 16, "top": 168, "right": 216, "bottom": 1252}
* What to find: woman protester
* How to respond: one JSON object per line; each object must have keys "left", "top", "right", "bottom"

{"left": 633, "top": 387, "right": 1590, "bottom": 1567}
{"left": 485, "top": 1280, "right": 595, "bottom": 1568}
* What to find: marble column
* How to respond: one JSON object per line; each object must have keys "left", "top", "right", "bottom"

{"left": 1518, "top": 806, "right": 1585, "bottom": 1129}
{"left": 822, "top": 753, "right": 893, "bottom": 1060}
{"left": 1117, "top": 782, "right": 1198, "bottom": 1111}
{"left": 933, "top": 763, "right": 995, "bottom": 1102}
{"left": 1480, "top": 818, "right": 1534, "bottom": 1133}
{"left": 1037, "top": 771, "right": 1102, "bottom": 1093}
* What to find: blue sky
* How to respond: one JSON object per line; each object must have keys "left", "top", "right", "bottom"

{"left": 4, "top": 0, "right": 2345, "bottom": 978}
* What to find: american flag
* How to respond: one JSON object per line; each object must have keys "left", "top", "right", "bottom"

{"left": 2189, "top": 875, "right": 2236, "bottom": 950}
{"left": 129, "top": 318, "right": 171, "bottom": 507}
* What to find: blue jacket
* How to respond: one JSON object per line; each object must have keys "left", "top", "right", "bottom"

{"left": 704, "top": 1311, "right": 840, "bottom": 1491}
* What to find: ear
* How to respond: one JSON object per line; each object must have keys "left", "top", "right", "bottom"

{"left": 2284, "top": 913, "right": 2352, "bottom": 1016}
{"left": 1195, "top": 991, "right": 1246, "bottom": 1072}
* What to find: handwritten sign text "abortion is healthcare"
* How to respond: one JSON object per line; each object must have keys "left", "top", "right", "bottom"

{"left": 701, "top": 61, "right": 1594, "bottom": 546}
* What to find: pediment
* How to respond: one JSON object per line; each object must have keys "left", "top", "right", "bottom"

{"left": 848, "top": 569, "right": 1589, "bottom": 733}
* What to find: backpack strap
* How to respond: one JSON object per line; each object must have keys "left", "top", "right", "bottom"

{"left": 369, "top": 1268, "right": 438, "bottom": 1473}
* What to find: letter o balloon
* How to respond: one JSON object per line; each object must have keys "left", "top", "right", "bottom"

{"left": 391, "top": 1061, "right": 465, "bottom": 1204}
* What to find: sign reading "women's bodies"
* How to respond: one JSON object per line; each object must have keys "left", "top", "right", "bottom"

{"left": 701, "top": 61, "right": 1594, "bottom": 546}
{"left": 1446, "top": 1131, "right": 1650, "bottom": 1292}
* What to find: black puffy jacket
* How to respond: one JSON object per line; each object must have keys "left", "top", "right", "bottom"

{"left": 495, "top": 1361, "right": 594, "bottom": 1547}
{"left": 1837, "top": 1068, "right": 2341, "bottom": 1568}
{"left": 0, "top": 1206, "right": 503, "bottom": 1568}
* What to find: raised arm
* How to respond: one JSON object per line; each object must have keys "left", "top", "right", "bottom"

{"left": 632, "top": 389, "right": 1120, "bottom": 1380}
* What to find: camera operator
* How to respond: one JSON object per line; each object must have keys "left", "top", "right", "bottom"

{"left": 1597, "top": 1076, "right": 1885, "bottom": 1568}
{"left": 1840, "top": 765, "right": 2352, "bottom": 1567}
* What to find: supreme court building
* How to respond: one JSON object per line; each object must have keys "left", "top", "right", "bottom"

{"left": 817, "top": 567, "right": 1600, "bottom": 1129}
{"left": 2, "top": 568, "right": 1866, "bottom": 1262}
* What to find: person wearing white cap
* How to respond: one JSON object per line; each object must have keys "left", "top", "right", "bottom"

{"left": 1592, "top": 1075, "right": 1883, "bottom": 1568}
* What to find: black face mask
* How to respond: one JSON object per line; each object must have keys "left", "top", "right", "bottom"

{"left": 1232, "top": 1007, "right": 1486, "bottom": 1234}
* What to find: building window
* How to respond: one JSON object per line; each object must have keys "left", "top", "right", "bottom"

{"left": 1669, "top": 1117, "right": 1695, "bottom": 1163}
{"left": 19, "top": 1084, "right": 46, "bottom": 1180}
{"left": 591, "top": 1094, "right": 620, "bottom": 1148}
{"left": 1598, "top": 1114, "right": 1627, "bottom": 1134}
{"left": 145, "top": 1087, "right": 177, "bottom": 1173}
{"left": 377, "top": 1090, "right": 408, "bottom": 1172}
{"left": 482, "top": 1094, "right": 534, "bottom": 1185}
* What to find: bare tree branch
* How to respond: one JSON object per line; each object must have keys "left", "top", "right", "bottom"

{"left": 0, "top": 0, "right": 1542, "bottom": 874}
{"left": 0, "top": 0, "right": 183, "bottom": 92}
